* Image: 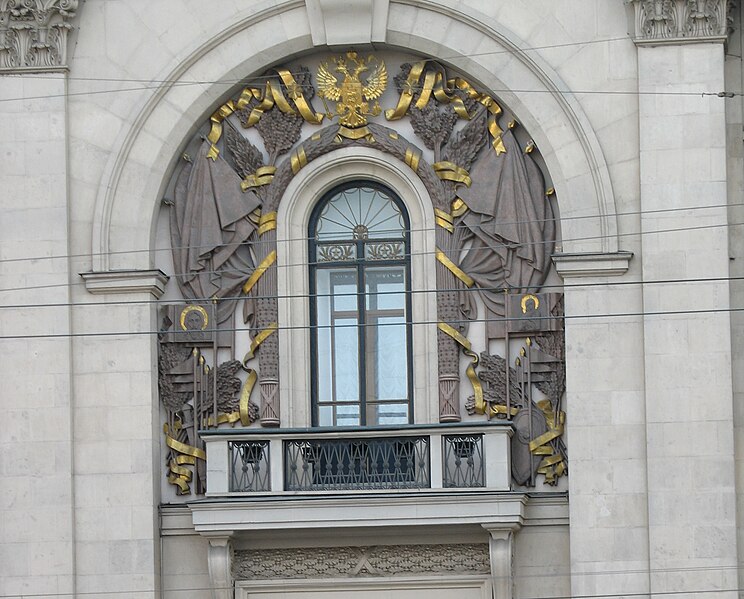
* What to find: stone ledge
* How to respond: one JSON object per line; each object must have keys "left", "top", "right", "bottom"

{"left": 80, "top": 269, "right": 169, "bottom": 297}
{"left": 552, "top": 251, "right": 633, "bottom": 278}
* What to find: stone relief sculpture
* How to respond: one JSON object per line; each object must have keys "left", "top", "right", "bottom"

{"left": 157, "top": 52, "right": 567, "bottom": 493}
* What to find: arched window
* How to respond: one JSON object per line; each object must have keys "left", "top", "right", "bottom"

{"left": 309, "top": 181, "right": 413, "bottom": 427}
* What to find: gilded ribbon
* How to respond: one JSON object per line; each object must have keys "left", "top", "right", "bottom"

{"left": 275, "top": 68, "right": 324, "bottom": 124}
{"left": 434, "top": 208, "right": 454, "bottom": 233}
{"left": 386, "top": 61, "right": 472, "bottom": 121}
{"left": 239, "top": 369, "right": 258, "bottom": 426}
{"left": 243, "top": 322, "right": 278, "bottom": 362}
{"left": 242, "top": 250, "right": 276, "bottom": 295}
{"left": 528, "top": 399, "right": 566, "bottom": 484}
{"left": 164, "top": 428, "right": 207, "bottom": 460}
{"left": 437, "top": 322, "right": 484, "bottom": 413}
{"left": 206, "top": 100, "right": 237, "bottom": 160}
{"left": 384, "top": 62, "right": 506, "bottom": 155}
{"left": 451, "top": 197, "right": 469, "bottom": 217}
{"left": 336, "top": 125, "right": 374, "bottom": 142}
{"left": 478, "top": 94, "right": 507, "bottom": 155}
{"left": 436, "top": 248, "right": 474, "bottom": 287}
{"left": 241, "top": 166, "right": 276, "bottom": 191}
{"left": 489, "top": 404, "right": 520, "bottom": 418}
{"left": 432, "top": 161, "right": 472, "bottom": 187}
{"left": 205, "top": 69, "right": 323, "bottom": 159}
{"left": 164, "top": 422, "right": 206, "bottom": 494}
{"left": 207, "top": 412, "right": 241, "bottom": 427}
{"left": 257, "top": 211, "right": 277, "bottom": 237}
{"left": 404, "top": 147, "right": 420, "bottom": 172}
{"left": 385, "top": 61, "right": 427, "bottom": 120}
{"left": 290, "top": 146, "right": 308, "bottom": 174}
{"left": 167, "top": 472, "right": 189, "bottom": 493}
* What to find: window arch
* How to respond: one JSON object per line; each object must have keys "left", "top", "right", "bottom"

{"left": 309, "top": 181, "right": 413, "bottom": 427}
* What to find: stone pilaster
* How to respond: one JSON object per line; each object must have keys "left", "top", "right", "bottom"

{"left": 0, "top": 2, "right": 77, "bottom": 596}
{"left": 630, "top": 2, "right": 739, "bottom": 596}
{"left": 557, "top": 254, "right": 651, "bottom": 599}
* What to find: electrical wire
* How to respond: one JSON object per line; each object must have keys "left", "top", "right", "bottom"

{"left": 3, "top": 214, "right": 737, "bottom": 295}
{"left": 0, "top": 200, "right": 738, "bottom": 266}
{"left": 0, "top": 306, "right": 736, "bottom": 341}
{"left": 0, "top": 273, "right": 737, "bottom": 312}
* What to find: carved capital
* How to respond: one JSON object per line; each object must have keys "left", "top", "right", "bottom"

{"left": 0, "top": 0, "right": 78, "bottom": 72}
{"left": 626, "top": 0, "right": 736, "bottom": 45}
{"left": 207, "top": 535, "right": 234, "bottom": 599}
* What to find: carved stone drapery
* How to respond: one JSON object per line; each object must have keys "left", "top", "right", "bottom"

{"left": 627, "top": 0, "right": 736, "bottom": 43}
{"left": 0, "top": 0, "right": 78, "bottom": 71}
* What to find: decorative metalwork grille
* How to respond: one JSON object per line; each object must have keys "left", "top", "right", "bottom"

{"left": 442, "top": 434, "right": 485, "bottom": 488}
{"left": 230, "top": 440, "right": 271, "bottom": 492}
{"left": 315, "top": 185, "right": 406, "bottom": 241}
{"left": 365, "top": 241, "right": 405, "bottom": 261}
{"left": 317, "top": 243, "right": 356, "bottom": 262}
{"left": 285, "top": 436, "right": 430, "bottom": 491}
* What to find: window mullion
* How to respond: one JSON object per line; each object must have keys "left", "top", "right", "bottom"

{"left": 357, "top": 240, "right": 367, "bottom": 427}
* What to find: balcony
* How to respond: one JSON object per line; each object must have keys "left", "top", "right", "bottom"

{"left": 200, "top": 422, "right": 512, "bottom": 497}
{"left": 188, "top": 422, "right": 527, "bottom": 539}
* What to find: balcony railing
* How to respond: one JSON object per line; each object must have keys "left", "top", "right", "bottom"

{"left": 203, "top": 422, "right": 511, "bottom": 496}
{"left": 284, "top": 436, "right": 430, "bottom": 491}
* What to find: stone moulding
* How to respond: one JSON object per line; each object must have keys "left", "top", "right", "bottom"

{"left": 0, "top": 0, "right": 78, "bottom": 71}
{"left": 552, "top": 251, "right": 633, "bottom": 278}
{"left": 626, "top": 0, "right": 736, "bottom": 44}
{"left": 81, "top": 269, "right": 170, "bottom": 298}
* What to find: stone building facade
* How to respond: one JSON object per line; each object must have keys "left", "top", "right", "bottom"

{"left": 1, "top": 1, "right": 744, "bottom": 598}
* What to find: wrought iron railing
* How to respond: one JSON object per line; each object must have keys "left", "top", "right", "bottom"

{"left": 230, "top": 440, "right": 271, "bottom": 492}
{"left": 442, "top": 434, "right": 485, "bottom": 488}
{"left": 284, "top": 436, "right": 430, "bottom": 491}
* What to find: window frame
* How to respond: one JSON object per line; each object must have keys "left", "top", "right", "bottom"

{"left": 308, "top": 180, "right": 415, "bottom": 428}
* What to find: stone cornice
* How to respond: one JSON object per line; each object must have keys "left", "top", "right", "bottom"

{"left": 553, "top": 251, "right": 633, "bottom": 278}
{"left": 81, "top": 269, "right": 169, "bottom": 298}
{"left": 0, "top": 0, "right": 78, "bottom": 72}
{"left": 626, "top": 0, "right": 735, "bottom": 45}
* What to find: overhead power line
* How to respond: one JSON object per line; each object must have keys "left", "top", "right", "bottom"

{"left": 0, "top": 306, "right": 738, "bottom": 341}
{"left": 0, "top": 200, "right": 738, "bottom": 267}
{"left": 0, "top": 274, "right": 737, "bottom": 312}
{"left": 2, "top": 214, "right": 739, "bottom": 296}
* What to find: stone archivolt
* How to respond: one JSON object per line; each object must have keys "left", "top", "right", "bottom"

{"left": 0, "top": 0, "right": 78, "bottom": 70}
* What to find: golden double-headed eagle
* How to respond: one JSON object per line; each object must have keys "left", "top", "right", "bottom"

{"left": 317, "top": 51, "right": 388, "bottom": 129}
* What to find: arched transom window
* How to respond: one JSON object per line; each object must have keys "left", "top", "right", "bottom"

{"left": 309, "top": 182, "right": 413, "bottom": 427}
